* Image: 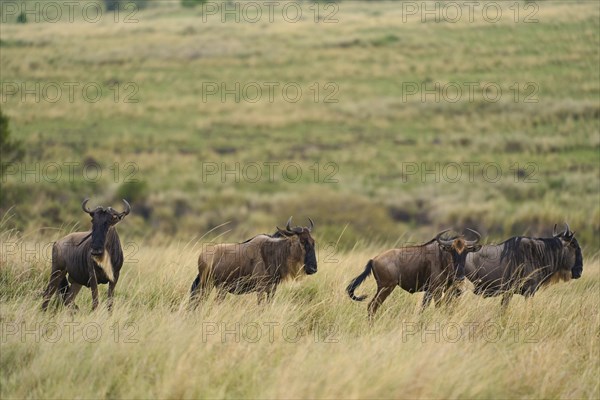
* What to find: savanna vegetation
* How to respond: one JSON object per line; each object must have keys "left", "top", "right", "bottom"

{"left": 1, "top": 1, "right": 599, "bottom": 398}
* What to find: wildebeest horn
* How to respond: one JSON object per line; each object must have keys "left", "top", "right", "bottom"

{"left": 564, "top": 222, "right": 571, "bottom": 236}
{"left": 286, "top": 216, "right": 293, "bottom": 232}
{"left": 82, "top": 198, "right": 93, "bottom": 214}
{"left": 465, "top": 228, "right": 481, "bottom": 245}
{"left": 553, "top": 224, "right": 558, "bottom": 237}
{"left": 308, "top": 217, "right": 314, "bottom": 231}
{"left": 435, "top": 229, "right": 454, "bottom": 246}
{"left": 121, "top": 199, "right": 131, "bottom": 216}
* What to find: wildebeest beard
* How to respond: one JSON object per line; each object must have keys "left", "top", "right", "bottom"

{"left": 449, "top": 250, "right": 467, "bottom": 281}
{"left": 572, "top": 239, "right": 583, "bottom": 279}
{"left": 303, "top": 242, "right": 317, "bottom": 275}
{"left": 90, "top": 217, "right": 111, "bottom": 258}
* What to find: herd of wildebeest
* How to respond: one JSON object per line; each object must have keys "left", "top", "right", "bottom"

{"left": 41, "top": 199, "right": 584, "bottom": 318}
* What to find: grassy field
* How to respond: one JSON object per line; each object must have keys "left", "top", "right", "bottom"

{"left": 1, "top": 232, "right": 599, "bottom": 399}
{"left": 1, "top": 0, "right": 599, "bottom": 398}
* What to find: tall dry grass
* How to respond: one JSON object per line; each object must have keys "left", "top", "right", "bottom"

{"left": 1, "top": 229, "right": 598, "bottom": 399}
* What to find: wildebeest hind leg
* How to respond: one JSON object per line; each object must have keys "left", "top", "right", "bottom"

{"left": 215, "top": 289, "right": 227, "bottom": 303}
{"left": 501, "top": 292, "right": 513, "bottom": 310}
{"left": 368, "top": 286, "right": 395, "bottom": 321}
{"left": 63, "top": 282, "right": 82, "bottom": 310}
{"left": 41, "top": 269, "right": 67, "bottom": 311}
{"left": 421, "top": 290, "right": 433, "bottom": 311}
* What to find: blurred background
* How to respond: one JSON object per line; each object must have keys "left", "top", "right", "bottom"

{"left": 1, "top": 0, "right": 598, "bottom": 251}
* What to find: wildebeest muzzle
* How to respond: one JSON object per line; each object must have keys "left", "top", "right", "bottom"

{"left": 304, "top": 246, "right": 318, "bottom": 275}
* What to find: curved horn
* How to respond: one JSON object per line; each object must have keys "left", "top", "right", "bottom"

{"left": 82, "top": 198, "right": 93, "bottom": 214}
{"left": 564, "top": 222, "right": 571, "bottom": 236}
{"left": 465, "top": 228, "right": 481, "bottom": 245}
{"left": 308, "top": 217, "right": 314, "bottom": 231}
{"left": 121, "top": 199, "right": 131, "bottom": 216}
{"left": 435, "top": 229, "right": 454, "bottom": 246}
{"left": 553, "top": 224, "right": 558, "bottom": 237}
{"left": 286, "top": 216, "right": 293, "bottom": 231}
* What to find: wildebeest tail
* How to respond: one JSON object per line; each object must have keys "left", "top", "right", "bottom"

{"left": 190, "top": 274, "right": 201, "bottom": 294}
{"left": 58, "top": 277, "right": 69, "bottom": 301}
{"left": 347, "top": 260, "right": 373, "bottom": 301}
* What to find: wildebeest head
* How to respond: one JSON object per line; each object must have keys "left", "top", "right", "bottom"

{"left": 553, "top": 223, "right": 583, "bottom": 279}
{"left": 276, "top": 217, "right": 317, "bottom": 275}
{"left": 436, "top": 228, "right": 482, "bottom": 281}
{"left": 82, "top": 198, "right": 131, "bottom": 259}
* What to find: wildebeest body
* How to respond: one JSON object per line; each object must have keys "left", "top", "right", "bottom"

{"left": 191, "top": 218, "right": 317, "bottom": 305}
{"left": 465, "top": 230, "right": 583, "bottom": 306}
{"left": 347, "top": 230, "right": 481, "bottom": 319}
{"left": 53, "top": 229, "right": 124, "bottom": 287}
{"left": 41, "top": 199, "right": 130, "bottom": 311}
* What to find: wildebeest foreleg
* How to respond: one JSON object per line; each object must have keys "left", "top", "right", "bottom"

{"left": 264, "top": 284, "right": 277, "bottom": 304}
{"left": 107, "top": 280, "right": 118, "bottom": 312}
{"left": 215, "top": 289, "right": 227, "bottom": 303}
{"left": 421, "top": 290, "right": 434, "bottom": 311}
{"left": 368, "top": 286, "right": 395, "bottom": 321}
{"left": 501, "top": 292, "right": 513, "bottom": 310}
{"left": 41, "top": 268, "right": 67, "bottom": 311}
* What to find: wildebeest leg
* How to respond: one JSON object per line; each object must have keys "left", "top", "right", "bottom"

{"left": 257, "top": 291, "right": 266, "bottom": 305}
{"left": 421, "top": 290, "right": 433, "bottom": 311}
{"left": 63, "top": 282, "right": 82, "bottom": 309}
{"left": 215, "top": 289, "right": 227, "bottom": 303}
{"left": 88, "top": 266, "right": 99, "bottom": 311}
{"left": 107, "top": 279, "right": 118, "bottom": 312}
{"left": 441, "top": 284, "right": 462, "bottom": 308}
{"left": 367, "top": 286, "right": 395, "bottom": 321}
{"left": 265, "top": 284, "right": 277, "bottom": 303}
{"left": 433, "top": 289, "right": 444, "bottom": 308}
{"left": 41, "top": 269, "right": 66, "bottom": 311}
{"left": 501, "top": 292, "right": 513, "bottom": 310}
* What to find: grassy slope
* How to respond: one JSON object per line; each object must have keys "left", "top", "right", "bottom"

{"left": 1, "top": 1, "right": 599, "bottom": 248}
{"left": 1, "top": 235, "right": 599, "bottom": 399}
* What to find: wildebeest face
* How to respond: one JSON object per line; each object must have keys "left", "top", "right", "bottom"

{"left": 554, "top": 224, "right": 583, "bottom": 279}
{"left": 82, "top": 199, "right": 131, "bottom": 258}
{"left": 563, "top": 236, "right": 583, "bottom": 279}
{"left": 297, "top": 229, "right": 317, "bottom": 275}
{"left": 439, "top": 239, "right": 481, "bottom": 281}
{"left": 437, "top": 229, "right": 481, "bottom": 281}
{"left": 276, "top": 217, "right": 317, "bottom": 275}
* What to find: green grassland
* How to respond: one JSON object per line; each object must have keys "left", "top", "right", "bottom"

{"left": 1, "top": 1, "right": 599, "bottom": 398}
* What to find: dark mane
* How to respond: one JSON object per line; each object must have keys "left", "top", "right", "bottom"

{"left": 238, "top": 230, "right": 281, "bottom": 244}
{"left": 499, "top": 236, "right": 568, "bottom": 286}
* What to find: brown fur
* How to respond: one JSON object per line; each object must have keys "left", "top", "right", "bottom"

{"left": 348, "top": 234, "right": 481, "bottom": 320}
{"left": 191, "top": 232, "right": 312, "bottom": 306}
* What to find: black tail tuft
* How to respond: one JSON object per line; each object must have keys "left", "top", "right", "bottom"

{"left": 190, "top": 274, "right": 201, "bottom": 294}
{"left": 58, "top": 277, "right": 70, "bottom": 302}
{"left": 347, "top": 260, "right": 373, "bottom": 301}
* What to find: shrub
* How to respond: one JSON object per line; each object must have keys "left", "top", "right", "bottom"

{"left": 117, "top": 180, "right": 149, "bottom": 204}
{"left": 0, "top": 108, "right": 24, "bottom": 178}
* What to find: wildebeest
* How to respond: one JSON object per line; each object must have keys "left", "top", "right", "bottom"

{"left": 347, "top": 229, "right": 481, "bottom": 319}
{"left": 190, "top": 217, "right": 317, "bottom": 306}
{"left": 41, "top": 198, "right": 131, "bottom": 311}
{"left": 465, "top": 223, "right": 583, "bottom": 308}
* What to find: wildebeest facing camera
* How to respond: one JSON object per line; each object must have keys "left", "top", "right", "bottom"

{"left": 0, "top": 1, "right": 597, "bottom": 399}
